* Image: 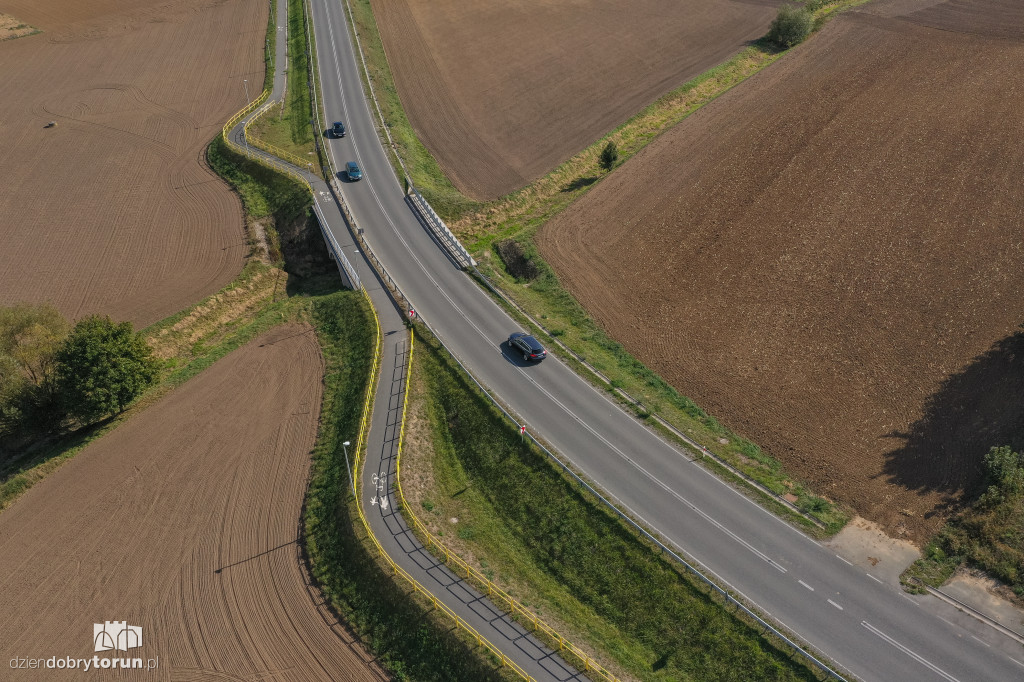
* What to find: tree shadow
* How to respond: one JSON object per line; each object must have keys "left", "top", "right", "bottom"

{"left": 881, "top": 329, "right": 1024, "bottom": 515}
{"left": 561, "top": 176, "right": 597, "bottom": 193}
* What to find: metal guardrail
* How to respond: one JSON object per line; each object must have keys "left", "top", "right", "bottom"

{"left": 394, "top": 334, "right": 619, "bottom": 681}
{"left": 221, "top": 89, "right": 361, "bottom": 290}
{"left": 215, "top": 36, "right": 557, "bottom": 682}
{"left": 245, "top": 103, "right": 323, "bottom": 174}
{"left": 217, "top": 18, "right": 840, "bottom": 679}
{"left": 304, "top": 9, "right": 845, "bottom": 673}
{"left": 407, "top": 187, "right": 476, "bottom": 269}
{"left": 474, "top": 276, "right": 829, "bottom": 529}
{"left": 410, "top": 319, "right": 846, "bottom": 681}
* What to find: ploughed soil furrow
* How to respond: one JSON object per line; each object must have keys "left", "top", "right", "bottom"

{"left": 0, "top": 325, "right": 386, "bottom": 681}
{"left": 0, "top": 0, "right": 260, "bottom": 326}
{"left": 537, "top": 0, "right": 1024, "bottom": 542}
{"left": 371, "top": 0, "right": 781, "bottom": 199}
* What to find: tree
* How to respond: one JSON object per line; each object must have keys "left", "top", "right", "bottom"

{"left": 599, "top": 140, "right": 619, "bottom": 171}
{"left": 0, "top": 303, "right": 70, "bottom": 433}
{"left": 766, "top": 4, "right": 813, "bottom": 49}
{"left": 53, "top": 316, "right": 158, "bottom": 425}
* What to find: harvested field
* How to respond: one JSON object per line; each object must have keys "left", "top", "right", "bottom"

{"left": 0, "top": 0, "right": 264, "bottom": 327}
{"left": 371, "top": 0, "right": 780, "bottom": 199}
{"left": 537, "top": 0, "right": 1024, "bottom": 543}
{"left": 0, "top": 325, "right": 386, "bottom": 681}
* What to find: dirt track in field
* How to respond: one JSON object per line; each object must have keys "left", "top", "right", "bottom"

{"left": 0, "top": 0, "right": 261, "bottom": 327}
{"left": 538, "top": 0, "right": 1024, "bottom": 542}
{"left": 371, "top": 0, "right": 780, "bottom": 200}
{"left": 0, "top": 325, "right": 388, "bottom": 681}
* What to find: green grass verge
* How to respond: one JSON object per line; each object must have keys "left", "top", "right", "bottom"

{"left": 303, "top": 295, "right": 518, "bottom": 682}
{"left": 902, "top": 445, "right": 1024, "bottom": 598}
{"left": 408, "top": 329, "right": 827, "bottom": 681}
{"left": 342, "top": 0, "right": 480, "bottom": 219}
{"left": 249, "top": 0, "right": 319, "bottom": 167}
{"left": 263, "top": 0, "right": 275, "bottom": 92}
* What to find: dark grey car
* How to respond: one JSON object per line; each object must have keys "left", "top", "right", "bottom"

{"left": 508, "top": 332, "right": 546, "bottom": 362}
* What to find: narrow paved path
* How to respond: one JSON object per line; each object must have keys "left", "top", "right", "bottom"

{"left": 228, "top": 4, "right": 584, "bottom": 679}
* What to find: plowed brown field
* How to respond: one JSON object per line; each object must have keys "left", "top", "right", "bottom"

{"left": 0, "top": 325, "right": 387, "bottom": 681}
{"left": 538, "top": 0, "right": 1024, "bottom": 542}
{"left": 372, "top": 0, "right": 780, "bottom": 199}
{"left": 0, "top": 0, "right": 262, "bottom": 327}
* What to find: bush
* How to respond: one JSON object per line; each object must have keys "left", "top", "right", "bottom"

{"left": 53, "top": 316, "right": 159, "bottom": 425}
{"left": 908, "top": 446, "right": 1024, "bottom": 593}
{"left": 767, "top": 4, "right": 813, "bottom": 49}
{"left": 599, "top": 140, "right": 619, "bottom": 170}
{"left": 494, "top": 238, "right": 540, "bottom": 281}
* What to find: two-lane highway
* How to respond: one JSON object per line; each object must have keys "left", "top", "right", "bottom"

{"left": 307, "top": 0, "right": 1024, "bottom": 679}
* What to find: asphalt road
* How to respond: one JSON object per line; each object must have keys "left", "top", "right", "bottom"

{"left": 306, "top": 0, "right": 1024, "bottom": 679}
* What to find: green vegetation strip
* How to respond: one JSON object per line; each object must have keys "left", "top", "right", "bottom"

{"left": 408, "top": 329, "right": 825, "bottom": 681}
{"left": 303, "top": 298, "right": 517, "bottom": 682}
{"left": 902, "top": 446, "right": 1024, "bottom": 599}
{"left": 249, "top": 0, "right": 319, "bottom": 166}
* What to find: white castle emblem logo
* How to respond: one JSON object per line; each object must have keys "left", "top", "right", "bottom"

{"left": 93, "top": 621, "right": 143, "bottom": 652}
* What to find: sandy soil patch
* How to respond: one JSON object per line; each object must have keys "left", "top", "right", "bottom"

{"left": 372, "top": 0, "right": 780, "bottom": 199}
{"left": 827, "top": 516, "right": 920, "bottom": 584}
{"left": 537, "top": 0, "right": 1024, "bottom": 542}
{"left": 0, "top": 324, "right": 386, "bottom": 681}
{"left": 0, "top": 0, "right": 264, "bottom": 327}
{"left": 0, "top": 12, "right": 36, "bottom": 40}
{"left": 944, "top": 569, "right": 1024, "bottom": 632}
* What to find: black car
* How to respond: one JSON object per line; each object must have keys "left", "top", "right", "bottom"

{"left": 508, "top": 332, "right": 546, "bottom": 362}
{"left": 331, "top": 121, "right": 346, "bottom": 138}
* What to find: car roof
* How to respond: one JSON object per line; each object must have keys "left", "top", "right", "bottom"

{"left": 333, "top": 121, "right": 344, "bottom": 125}
{"left": 519, "top": 335, "right": 544, "bottom": 351}
{"left": 347, "top": 161, "right": 359, "bottom": 168}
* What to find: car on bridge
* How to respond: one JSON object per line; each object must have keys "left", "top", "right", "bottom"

{"left": 508, "top": 332, "right": 546, "bottom": 362}
{"left": 330, "top": 121, "right": 346, "bottom": 138}
{"left": 345, "top": 161, "right": 362, "bottom": 181}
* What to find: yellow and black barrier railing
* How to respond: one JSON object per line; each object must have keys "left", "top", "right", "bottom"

{"left": 218, "top": 84, "right": 610, "bottom": 682}
{"left": 393, "top": 332, "right": 619, "bottom": 682}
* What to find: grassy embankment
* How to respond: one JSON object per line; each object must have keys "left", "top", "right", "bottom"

{"left": 902, "top": 445, "right": 1024, "bottom": 599}
{"left": 248, "top": 0, "right": 320, "bottom": 170}
{"left": 403, "top": 329, "right": 826, "bottom": 681}
{"left": 304, "top": 303, "right": 515, "bottom": 682}
{"left": 344, "top": 0, "right": 860, "bottom": 534}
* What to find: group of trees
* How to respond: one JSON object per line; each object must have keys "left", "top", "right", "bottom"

{"left": 0, "top": 304, "right": 158, "bottom": 438}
